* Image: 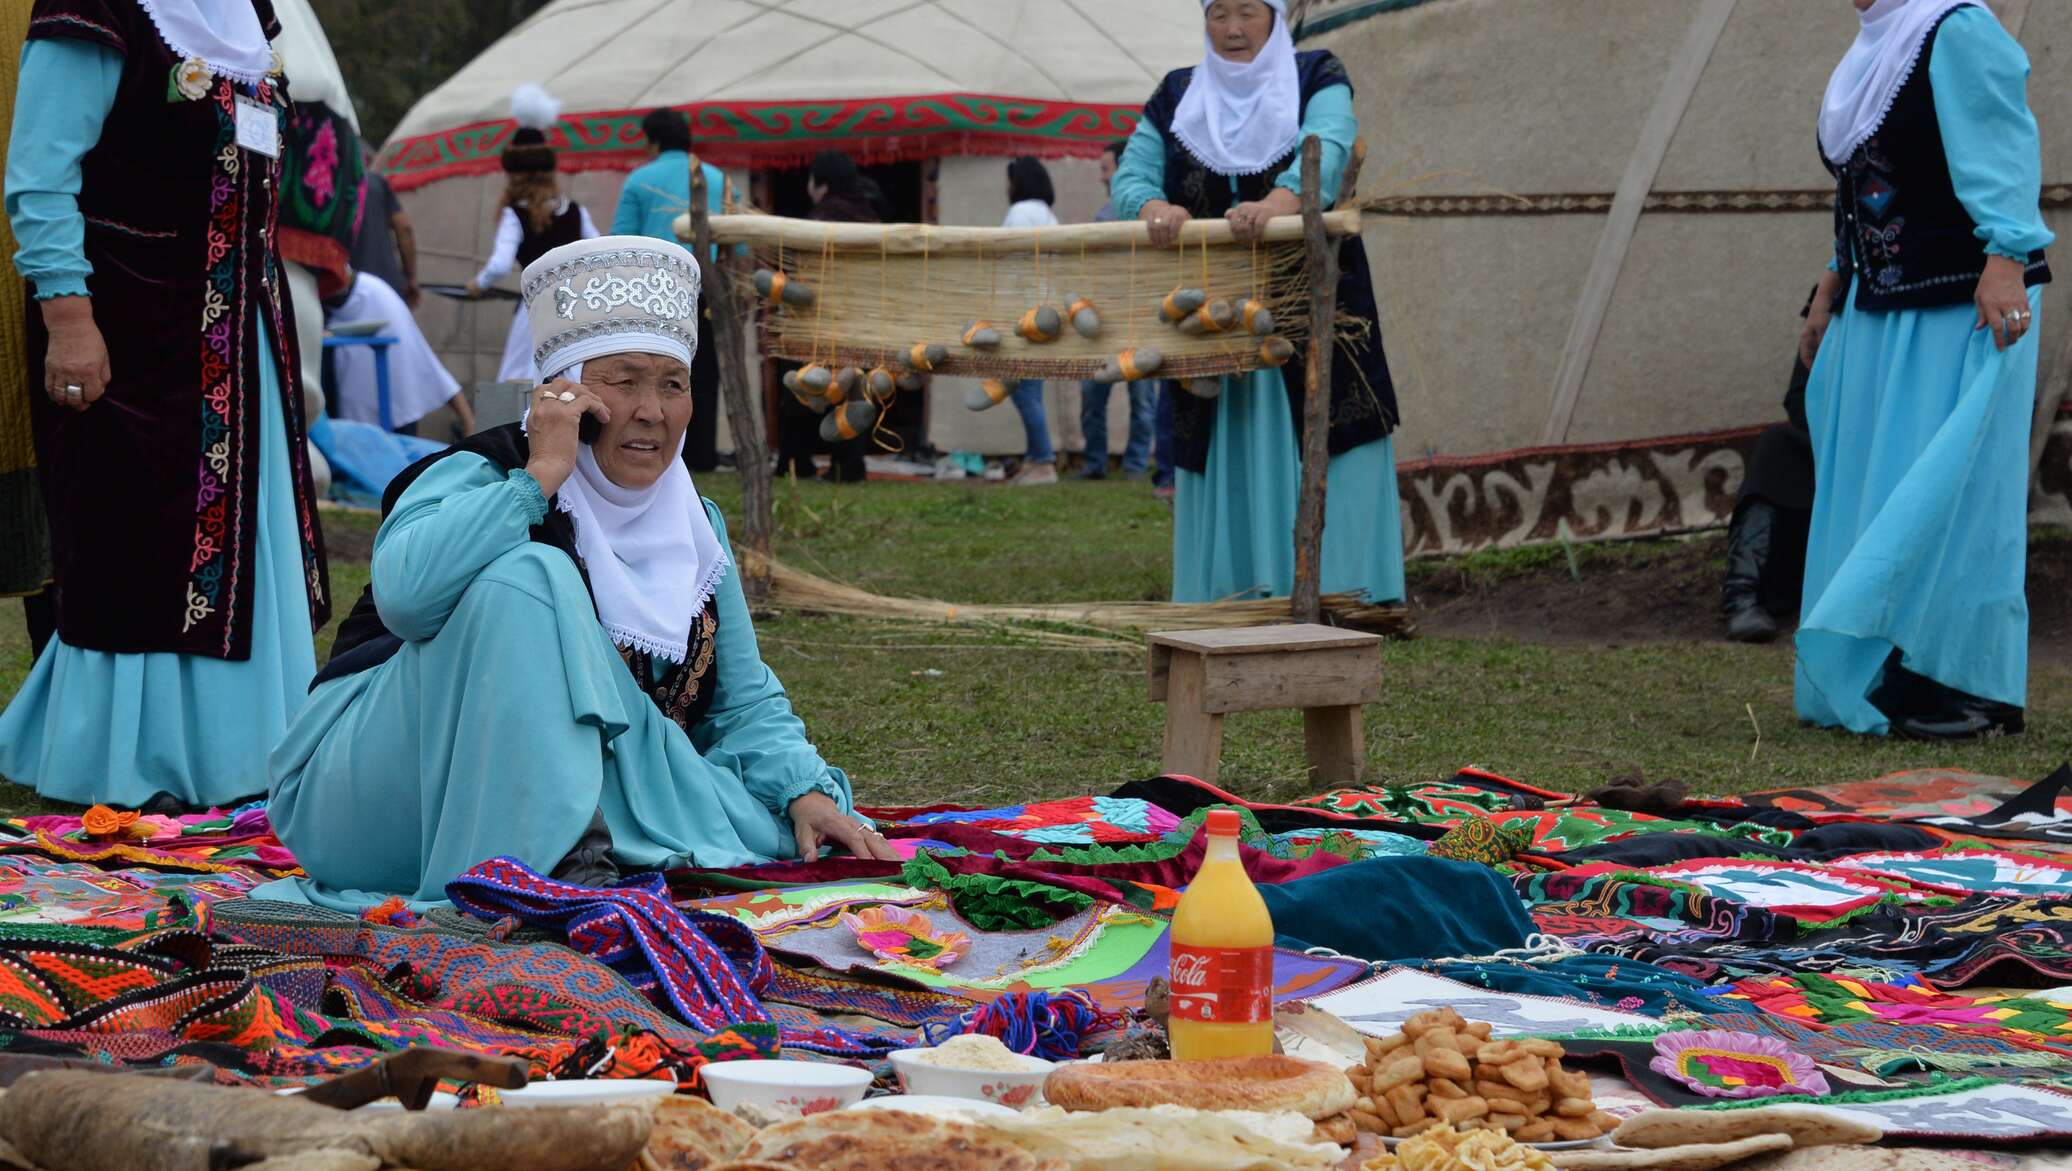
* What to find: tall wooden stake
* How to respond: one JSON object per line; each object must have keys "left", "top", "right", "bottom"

{"left": 690, "top": 156, "right": 774, "bottom": 600}
{"left": 1291, "top": 135, "right": 1364, "bottom": 623}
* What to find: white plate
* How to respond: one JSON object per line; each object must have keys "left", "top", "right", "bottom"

{"left": 850, "top": 1095, "right": 1020, "bottom": 1119}
{"left": 330, "top": 319, "right": 388, "bottom": 337}
{"left": 496, "top": 1079, "right": 679, "bottom": 1108}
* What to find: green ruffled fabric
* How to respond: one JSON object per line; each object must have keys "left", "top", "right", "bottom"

{"left": 899, "top": 852, "right": 1094, "bottom": 932}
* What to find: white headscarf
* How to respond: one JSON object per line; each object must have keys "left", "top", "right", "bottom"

{"left": 1818, "top": 0, "right": 1979, "bottom": 164}
{"left": 1170, "top": 0, "right": 1302, "bottom": 177}
{"left": 518, "top": 235, "right": 724, "bottom": 664}
{"left": 137, "top": 0, "right": 274, "bottom": 84}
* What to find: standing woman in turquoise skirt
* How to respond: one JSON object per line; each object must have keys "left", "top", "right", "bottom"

{"left": 1109, "top": 0, "right": 1402, "bottom": 604}
{"left": 1797, "top": 0, "right": 2051, "bottom": 739}
{"left": 0, "top": 0, "right": 330, "bottom": 808}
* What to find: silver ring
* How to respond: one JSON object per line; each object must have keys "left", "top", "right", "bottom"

{"left": 63, "top": 385, "right": 81, "bottom": 400}
{"left": 558, "top": 390, "right": 577, "bottom": 403}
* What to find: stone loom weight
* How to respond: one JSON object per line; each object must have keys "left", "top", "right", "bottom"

{"left": 1147, "top": 624, "right": 1383, "bottom": 785}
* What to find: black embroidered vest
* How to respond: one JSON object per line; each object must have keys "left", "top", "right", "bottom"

{"left": 1141, "top": 50, "right": 1398, "bottom": 474}
{"left": 516, "top": 202, "right": 587, "bottom": 270}
{"left": 1828, "top": 10, "right": 2050, "bottom": 312}
{"left": 317, "top": 425, "right": 719, "bottom": 734}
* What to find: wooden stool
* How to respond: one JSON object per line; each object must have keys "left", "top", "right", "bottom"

{"left": 1147, "top": 624, "right": 1383, "bottom": 785}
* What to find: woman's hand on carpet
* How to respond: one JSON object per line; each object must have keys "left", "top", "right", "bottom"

{"left": 1142, "top": 200, "right": 1192, "bottom": 248}
{"left": 40, "top": 296, "right": 110, "bottom": 412}
{"left": 790, "top": 792, "right": 900, "bottom": 862}
{"left": 1798, "top": 269, "right": 1843, "bottom": 370}
{"left": 1976, "top": 255, "right": 2031, "bottom": 351}
{"left": 524, "top": 379, "right": 609, "bottom": 498}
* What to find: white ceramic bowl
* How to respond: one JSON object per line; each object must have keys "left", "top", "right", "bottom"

{"left": 850, "top": 1094, "right": 1020, "bottom": 1120}
{"left": 888, "top": 1048, "right": 1054, "bottom": 1110}
{"left": 700, "top": 1060, "right": 873, "bottom": 1117}
{"left": 498, "top": 1079, "right": 679, "bottom": 1109}
{"left": 330, "top": 318, "right": 388, "bottom": 338}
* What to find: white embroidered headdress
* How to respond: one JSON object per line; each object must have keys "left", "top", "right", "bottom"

{"left": 522, "top": 236, "right": 702, "bottom": 377}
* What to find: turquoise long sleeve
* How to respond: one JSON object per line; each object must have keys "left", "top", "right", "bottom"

{"left": 4, "top": 39, "right": 121, "bottom": 299}
{"left": 371, "top": 454, "right": 549, "bottom": 642}
{"left": 1272, "top": 83, "right": 1354, "bottom": 206}
{"left": 694, "top": 501, "right": 851, "bottom": 817}
{"left": 1929, "top": 7, "right": 2054, "bottom": 260}
{"left": 1109, "top": 121, "right": 1168, "bottom": 222}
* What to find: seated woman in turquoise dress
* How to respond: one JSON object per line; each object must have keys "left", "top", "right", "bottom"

{"left": 1109, "top": 0, "right": 1403, "bottom": 605}
{"left": 1794, "top": 0, "right": 2051, "bottom": 740}
{"left": 263, "top": 237, "right": 896, "bottom": 909}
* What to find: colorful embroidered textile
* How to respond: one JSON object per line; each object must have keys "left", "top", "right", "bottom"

{"left": 882, "top": 796, "right": 1183, "bottom": 845}
{"left": 1723, "top": 972, "right": 2072, "bottom": 1050}
{"left": 6, "top": 802, "right": 298, "bottom": 873}
{"left": 1428, "top": 816, "right": 1532, "bottom": 865}
{"left": 1561, "top": 859, "right": 1938, "bottom": 923}
{"left": 0, "top": 856, "right": 264, "bottom": 929}
{"left": 1696, "top": 1079, "right": 2072, "bottom": 1142}
{"left": 1830, "top": 849, "right": 2072, "bottom": 899}
{"left": 1736, "top": 770, "right": 2034, "bottom": 823}
{"left": 1302, "top": 968, "right": 1666, "bottom": 1039}
{"left": 1650, "top": 1029, "right": 1829, "bottom": 1098}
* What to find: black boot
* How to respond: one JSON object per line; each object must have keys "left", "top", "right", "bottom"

{"left": 1872, "top": 654, "right": 2024, "bottom": 741}
{"left": 1722, "top": 499, "right": 1780, "bottom": 643}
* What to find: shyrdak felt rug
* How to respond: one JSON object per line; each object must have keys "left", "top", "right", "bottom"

{"left": 1721, "top": 972, "right": 2072, "bottom": 1051}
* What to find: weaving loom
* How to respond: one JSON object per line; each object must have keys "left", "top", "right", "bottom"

{"left": 685, "top": 211, "right": 1362, "bottom": 382}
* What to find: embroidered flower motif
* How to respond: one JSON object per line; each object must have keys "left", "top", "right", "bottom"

{"left": 170, "top": 56, "right": 213, "bottom": 102}
{"left": 79, "top": 805, "right": 139, "bottom": 839}
{"left": 303, "top": 120, "right": 339, "bottom": 207}
{"left": 1649, "top": 1030, "right": 1829, "bottom": 1099}
{"left": 841, "top": 906, "right": 971, "bottom": 970}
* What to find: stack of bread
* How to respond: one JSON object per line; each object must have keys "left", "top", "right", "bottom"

{"left": 1346, "top": 1008, "right": 1618, "bottom": 1143}
{"left": 1044, "top": 1054, "right": 1361, "bottom": 1146}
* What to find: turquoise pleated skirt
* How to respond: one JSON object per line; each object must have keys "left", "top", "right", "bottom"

{"left": 1172, "top": 368, "right": 1405, "bottom": 605}
{"left": 263, "top": 543, "right": 816, "bottom": 912}
{"left": 0, "top": 317, "right": 315, "bottom": 807}
{"left": 1795, "top": 284, "right": 2041, "bottom": 733}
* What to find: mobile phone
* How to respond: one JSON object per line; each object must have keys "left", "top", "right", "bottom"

{"left": 579, "top": 412, "right": 602, "bottom": 445}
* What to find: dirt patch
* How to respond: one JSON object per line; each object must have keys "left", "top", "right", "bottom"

{"left": 1410, "top": 531, "right": 2072, "bottom": 659}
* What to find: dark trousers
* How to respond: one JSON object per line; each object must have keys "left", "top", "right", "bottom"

{"left": 682, "top": 308, "right": 720, "bottom": 472}
{"left": 774, "top": 379, "right": 867, "bottom": 482}
{"left": 22, "top": 586, "right": 53, "bottom": 659}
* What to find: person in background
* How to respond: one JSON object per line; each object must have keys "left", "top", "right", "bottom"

{"left": 466, "top": 84, "right": 598, "bottom": 384}
{"left": 352, "top": 145, "right": 419, "bottom": 310}
{"left": 0, "top": 0, "right": 330, "bottom": 808}
{"left": 613, "top": 107, "right": 724, "bottom": 471}
{"left": 1721, "top": 290, "right": 1825, "bottom": 644}
{"left": 775, "top": 150, "right": 879, "bottom": 483}
{"left": 324, "top": 269, "right": 475, "bottom": 436}
{"left": 1796, "top": 0, "right": 2050, "bottom": 740}
{"left": 1002, "top": 156, "right": 1060, "bottom": 487}
{"left": 1112, "top": 0, "right": 1403, "bottom": 603}
{"left": 1078, "top": 140, "right": 1156, "bottom": 481}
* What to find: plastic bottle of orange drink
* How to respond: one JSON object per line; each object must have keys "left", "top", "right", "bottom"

{"left": 1167, "top": 809, "right": 1275, "bottom": 1060}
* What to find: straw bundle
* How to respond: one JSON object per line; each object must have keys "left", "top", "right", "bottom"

{"left": 696, "top": 211, "right": 1363, "bottom": 381}
{"left": 741, "top": 546, "right": 1413, "bottom": 644}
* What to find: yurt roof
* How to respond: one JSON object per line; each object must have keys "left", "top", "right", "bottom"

{"left": 275, "top": 0, "right": 358, "bottom": 130}
{"left": 380, "top": 0, "right": 1203, "bottom": 191}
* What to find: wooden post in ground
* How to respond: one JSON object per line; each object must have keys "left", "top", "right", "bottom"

{"left": 689, "top": 157, "right": 774, "bottom": 600}
{"left": 1291, "top": 135, "right": 1364, "bottom": 624}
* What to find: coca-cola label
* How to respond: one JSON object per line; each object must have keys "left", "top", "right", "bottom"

{"left": 1168, "top": 944, "right": 1273, "bottom": 1024}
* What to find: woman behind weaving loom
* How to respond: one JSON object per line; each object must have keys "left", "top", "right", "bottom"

{"left": 263, "top": 237, "right": 896, "bottom": 910}
{"left": 1110, "top": 0, "right": 1402, "bottom": 604}
{"left": 1794, "top": 0, "right": 2050, "bottom": 740}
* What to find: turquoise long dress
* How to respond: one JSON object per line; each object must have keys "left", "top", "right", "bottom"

{"left": 0, "top": 39, "right": 315, "bottom": 807}
{"left": 262, "top": 453, "right": 858, "bottom": 910}
{"left": 1110, "top": 86, "right": 1405, "bottom": 605}
{"left": 1795, "top": 8, "right": 2053, "bottom": 734}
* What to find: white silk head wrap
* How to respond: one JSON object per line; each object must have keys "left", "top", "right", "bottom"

{"left": 1818, "top": 0, "right": 1979, "bottom": 164}
{"left": 138, "top": 0, "right": 274, "bottom": 84}
{"left": 1171, "top": 0, "right": 1302, "bottom": 177}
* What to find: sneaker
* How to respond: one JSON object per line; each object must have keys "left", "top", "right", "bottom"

{"left": 933, "top": 455, "right": 968, "bottom": 481}
{"left": 1075, "top": 466, "right": 1108, "bottom": 481}
{"left": 1009, "top": 462, "right": 1059, "bottom": 486}
{"left": 1154, "top": 483, "right": 1175, "bottom": 502}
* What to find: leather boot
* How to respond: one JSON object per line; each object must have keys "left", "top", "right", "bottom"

{"left": 1722, "top": 499, "right": 1780, "bottom": 643}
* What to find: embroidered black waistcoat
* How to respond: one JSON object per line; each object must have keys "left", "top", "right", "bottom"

{"left": 1828, "top": 10, "right": 2050, "bottom": 312}
{"left": 1141, "top": 50, "right": 1398, "bottom": 474}
{"left": 25, "top": 0, "right": 329, "bottom": 658}
{"left": 319, "top": 425, "right": 720, "bottom": 734}
{"left": 516, "top": 202, "right": 587, "bottom": 270}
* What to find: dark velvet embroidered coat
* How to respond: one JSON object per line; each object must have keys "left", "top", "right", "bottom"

{"left": 1140, "top": 50, "right": 1399, "bottom": 475}
{"left": 23, "top": 0, "right": 329, "bottom": 660}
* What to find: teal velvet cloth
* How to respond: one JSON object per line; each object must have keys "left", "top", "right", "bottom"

{"left": 1257, "top": 857, "right": 1535, "bottom": 962}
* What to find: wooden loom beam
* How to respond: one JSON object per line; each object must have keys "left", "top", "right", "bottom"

{"left": 1292, "top": 136, "right": 1365, "bottom": 625}
{"left": 693, "top": 209, "right": 1363, "bottom": 253}
{"left": 689, "top": 157, "right": 774, "bottom": 600}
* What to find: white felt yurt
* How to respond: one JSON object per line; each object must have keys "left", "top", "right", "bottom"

{"left": 377, "top": 0, "right": 1205, "bottom": 457}
{"left": 1294, "top": 0, "right": 2071, "bottom": 554}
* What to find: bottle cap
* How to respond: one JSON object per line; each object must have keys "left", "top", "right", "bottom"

{"left": 1205, "top": 809, "right": 1241, "bottom": 836}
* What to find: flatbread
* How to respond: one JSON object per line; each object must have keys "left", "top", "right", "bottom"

{"left": 738, "top": 1110, "right": 1055, "bottom": 1171}
{"left": 646, "top": 1096, "right": 758, "bottom": 1170}
{"left": 975, "top": 1104, "right": 1345, "bottom": 1171}
{"left": 1612, "top": 1107, "right": 1881, "bottom": 1151}
{"left": 1044, "top": 1057, "right": 1356, "bottom": 1120}
{"left": 1550, "top": 1134, "right": 1794, "bottom": 1171}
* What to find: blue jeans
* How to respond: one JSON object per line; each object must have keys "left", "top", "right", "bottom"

{"left": 1012, "top": 380, "right": 1055, "bottom": 465}
{"left": 1152, "top": 380, "right": 1176, "bottom": 488}
{"left": 1080, "top": 379, "right": 1157, "bottom": 475}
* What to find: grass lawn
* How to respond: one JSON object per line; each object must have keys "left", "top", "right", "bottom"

{"left": 1, "top": 474, "right": 2066, "bottom": 817}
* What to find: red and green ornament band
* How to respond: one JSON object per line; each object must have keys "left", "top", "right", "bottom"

{"left": 380, "top": 92, "right": 1142, "bottom": 191}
